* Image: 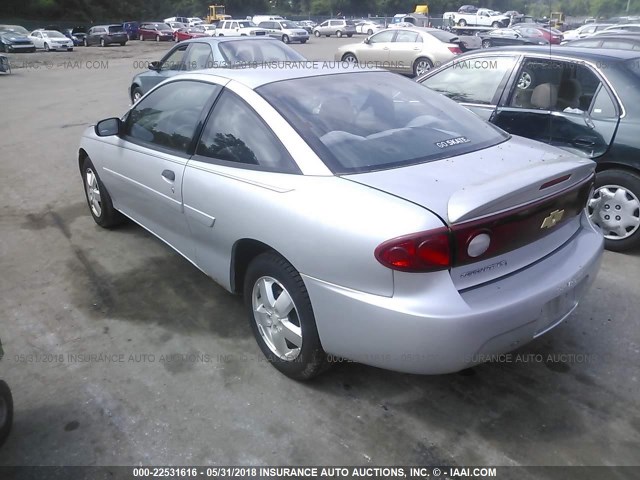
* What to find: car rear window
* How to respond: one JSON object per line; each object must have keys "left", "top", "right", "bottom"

{"left": 218, "top": 40, "right": 305, "bottom": 65}
{"left": 108, "top": 26, "right": 124, "bottom": 33}
{"left": 258, "top": 71, "right": 508, "bottom": 174}
{"left": 428, "top": 30, "right": 459, "bottom": 43}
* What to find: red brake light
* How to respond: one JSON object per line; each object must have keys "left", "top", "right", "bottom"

{"left": 375, "top": 228, "right": 452, "bottom": 272}
{"left": 448, "top": 46, "right": 463, "bottom": 54}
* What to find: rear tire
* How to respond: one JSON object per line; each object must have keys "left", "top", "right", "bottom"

{"left": 0, "top": 380, "right": 13, "bottom": 448}
{"left": 314, "top": 30, "right": 320, "bottom": 37}
{"left": 300, "top": 39, "right": 307, "bottom": 44}
{"left": 82, "top": 157, "right": 125, "bottom": 228}
{"left": 120, "top": 42, "right": 126, "bottom": 46}
{"left": 482, "top": 39, "right": 492, "bottom": 48}
{"left": 44, "top": 42, "right": 50, "bottom": 51}
{"left": 83, "top": 38, "right": 88, "bottom": 47}
{"left": 458, "top": 19, "right": 467, "bottom": 26}
{"left": 492, "top": 21, "right": 501, "bottom": 28}
{"left": 336, "top": 30, "right": 343, "bottom": 37}
{"left": 413, "top": 57, "right": 434, "bottom": 77}
{"left": 367, "top": 29, "right": 373, "bottom": 35}
{"left": 100, "top": 38, "right": 106, "bottom": 47}
{"left": 244, "top": 252, "right": 329, "bottom": 380}
{"left": 156, "top": 35, "right": 160, "bottom": 42}
{"left": 588, "top": 169, "right": 640, "bottom": 252}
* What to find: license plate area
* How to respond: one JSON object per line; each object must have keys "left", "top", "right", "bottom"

{"left": 534, "top": 276, "right": 588, "bottom": 337}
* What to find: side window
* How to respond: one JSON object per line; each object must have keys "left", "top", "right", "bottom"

{"left": 572, "top": 39, "right": 601, "bottom": 48}
{"left": 369, "top": 30, "right": 396, "bottom": 44}
{"left": 422, "top": 56, "right": 517, "bottom": 105}
{"left": 184, "top": 43, "right": 213, "bottom": 70}
{"left": 395, "top": 31, "right": 419, "bottom": 42}
{"left": 161, "top": 45, "right": 188, "bottom": 71}
{"left": 601, "top": 40, "right": 634, "bottom": 50}
{"left": 231, "top": 22, "right": 238, "bottom": 29}
{"left": 590, "top": 85, "right": 617, "bottom": 119}
{"left": 126, "top": 81, "right": 219, "bottom": 154}
{"left": 195, "top": 90, "right": 299, "bottom": 173}
{"left": 320, "top": 21, "right": 328, "bottom": 27}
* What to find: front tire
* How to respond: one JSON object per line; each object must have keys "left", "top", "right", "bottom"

{"left": 367, "top": 29, "right": 373, "bottom": 35}
{"left": 0, "top": 380, "right": 13, "bottom": 448}
{"left": 341, "top": 53, "right": 358, "bottom": 65}
{"left": 282, "top": 34, "right": 290, "bottom": 43}
{"left": 83, "top": 38, "right": 88, "bottom": 46}
{"left": 482, "top": 39, "right": 492, "bottom": 48}
{"left": 156, "top": 35, "right": 160, "bottom": 42}
{"left": 82, "top": 157, "right": 124, "bottom": 228}
{"left": 314, "top": 30, "right": 320, "bottom": 37}
{"left": 492, "top": 21, "right": 501, "bottom": 28}
{"left": 100, "top": 38, "right": 106, "bottom": 47}
{"left": 588, "top": 169, "right": 640, "bottom": 251}
{"left": 131, "top": 85, "right": 143, "bottom": 103}
{"left": 244, "top": 252, "right": 329, "bottom": 380}
{"left": 336, "top": 30, "right": 343, "bottom": 38}
{"left": 44, "top": 42, "right": 50, "bottom": 52}
{"left": 458, "top": 19, "right": 467, "bottom": 26}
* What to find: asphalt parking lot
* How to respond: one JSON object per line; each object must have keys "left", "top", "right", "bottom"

{"left": 0, "top": 37, "right": 639, "bottom": 471}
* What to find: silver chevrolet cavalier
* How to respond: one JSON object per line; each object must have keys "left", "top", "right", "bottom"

{"left": 78, "top": 67, "right": 604, "bottom": 380}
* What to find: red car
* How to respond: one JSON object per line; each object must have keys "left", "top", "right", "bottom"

{"left": 174, "top": 27, "right": 208, "bottom": 42}
{"left": 139, "top": 22, "right": 174, "bottom": 41}
{"left": 513, "top": 25, "right": 564, "bottom": 44}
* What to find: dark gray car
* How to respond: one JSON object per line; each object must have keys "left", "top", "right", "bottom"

{"left": 129, "top": 36, "right": 306, "bottom": 102}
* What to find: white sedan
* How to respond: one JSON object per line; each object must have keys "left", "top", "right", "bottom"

{"left": 28, "top": 30, "right": 73, "bottom": 51}
{"left": 355, "top": 21, "right": 384, "bottom": 35}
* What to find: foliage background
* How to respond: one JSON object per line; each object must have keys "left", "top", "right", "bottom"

{"left": 1, "top": 0, "right": 639, "bottom": 22}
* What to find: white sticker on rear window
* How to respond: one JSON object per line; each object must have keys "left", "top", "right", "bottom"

{"left": 435, "top": 136, "right": 471, "bottom": 149}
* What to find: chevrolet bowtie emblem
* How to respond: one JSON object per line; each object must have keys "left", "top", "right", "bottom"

{"left": 541, "top": 209, "right": 565, "bottom": 229}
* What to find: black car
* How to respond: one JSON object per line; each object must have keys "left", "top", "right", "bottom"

{"left": 564, "top": 34, "right": 640, "bottom": 51}
{"left": 84, "top": 24, "right": 128, "bottom": 47}
{"left": 418, "top": 46, "right": 640, "bottom": 251}
{"left": 0, "top": 25, "right": 35, "bottom": 52}
{"left": 480, "top": 28, "right": 549, "bottom": 48}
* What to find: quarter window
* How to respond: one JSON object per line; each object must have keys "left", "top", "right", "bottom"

{"left": 126, "top": 81, "right": 219, "bottom": 154}
{"left": 195, "top": 90, "right": 299, "bottom": 173}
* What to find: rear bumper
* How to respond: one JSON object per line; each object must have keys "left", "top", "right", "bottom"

{"left": 304, "top": 213, "right": 603, "bottom": 374}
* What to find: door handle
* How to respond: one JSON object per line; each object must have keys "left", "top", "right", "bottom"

{"left": 573, "top": 138, "right": 596, "bottom": 148}
{"left": 162, "top": 169, "right": 175, "bottom": 182}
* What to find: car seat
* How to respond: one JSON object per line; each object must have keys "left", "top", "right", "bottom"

{"left": 530, "top": 83, "right": 558, "bottom": 110}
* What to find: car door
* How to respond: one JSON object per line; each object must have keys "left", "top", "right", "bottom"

{"left": 140, "top": 44, "right": 189, "bottom": 93}
{"left": 358, "top": 30, "right": 396, "bottom": 64}
{"left": 99, "top": 80, "right": 221, "bottom": 260}
{"left": 317, "top": 21, "right": 329, "bottom": 35}
{"left": 182, "top": 88, "right": 301, "bottom": 286}
{"left": 419, "top": 54, "right": 517, "bottom": 122}
{"left": 493, "top": 56, "right": 619, "bottom": 158}
{"left": 387, "top": 30, "right": 420, "bottom": 73}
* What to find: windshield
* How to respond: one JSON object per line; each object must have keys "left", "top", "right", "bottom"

{"left": 258, "top": 71, "right": 508, "bottom": 174}
{"left": 44, "top": 30, "right": 66, "bottom": 38}
{"left": 626, "top": 59, "right": 640, "bottom": 79}
{"left": 280, "top": 21, "right": 297, "bottom": 29}
{"left": 218, "top": 39, "right": 305, "bottom": 65}
{"left": 0, "top": 25, "right": 29, "bottom": 35}
{"left": 238, "top": 21, "right": 256, "bottom": 28}
{"left": 156, "top": 23, "right": 171, "bottom": 29}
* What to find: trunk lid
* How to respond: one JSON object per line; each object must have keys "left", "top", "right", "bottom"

{"left": 346, "top": 135, "right": 595, "bottom": 288}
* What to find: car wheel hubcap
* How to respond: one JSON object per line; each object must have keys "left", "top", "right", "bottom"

{"left": 518, "top": 71, "right": 532, "bottom": 89}
{"left": 133, "top": 91, "right": 141, "bottom": 102}
{"left": 588, "top": 185, "right": 640, "bottom": 240}
{"left": 85, "top": 168, "right": 102, "bottom": 217}
{"left": 252, "top": 276, "right": 302, "bottom": 361}
{"left": 416, "top": 61, "right": 430, "bottom": 76}
{"left": 343, "top": 55, "right": 357, "bottom": 65}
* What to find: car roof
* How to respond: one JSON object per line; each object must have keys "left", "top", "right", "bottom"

{"left": 462, "top": 45, "right": 640, "bottom": 61}
{"left": 179, "top": 36, "right": 283, "bottom": 46}
{"left": 174, "top": 66, "right": 385, "bottom": 90}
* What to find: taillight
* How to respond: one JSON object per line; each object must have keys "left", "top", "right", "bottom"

{"left": 375, "top": 227, "right": 452, "bottom": 272}
{"left": 448, "top": 46, "right": 463, "bottom": 54}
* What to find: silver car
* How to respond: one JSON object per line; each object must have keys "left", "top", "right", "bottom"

{"left": 313, "top": 19, "right": 356, "bottom": 37}
{"left": 79, "top": 67, "right": 603, "bottom": 380}
{"left": 336, "top": 27, "right": 464, "bottom": 76}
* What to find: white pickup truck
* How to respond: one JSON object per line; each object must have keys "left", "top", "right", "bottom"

{"left": 443, "top": 8, "right": 511, "bottom": 28}
{"left": 216, "top": 20, "right": 268, "bottom": 37}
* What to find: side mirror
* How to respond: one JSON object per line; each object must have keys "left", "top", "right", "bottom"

{"left": 149, "top": 60, "right": 161, "bottom": 71}
{"left": 95, "top": 118, "right": 122, "bottom": 137}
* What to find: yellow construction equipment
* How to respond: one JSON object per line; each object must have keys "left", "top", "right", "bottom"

{"left": 414, "top": 4, "right": 429, "bottom": 14}
{"left": 206, "top": 5, "right": 230, "bottom": 24}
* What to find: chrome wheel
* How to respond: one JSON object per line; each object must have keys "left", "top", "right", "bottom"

{"left": 133, "top": 90, "right": 142, "bottom": 103}
{"left": 252, "top": 276, "right": 302, "bottom": 361}
{"left": 518, "top": 70, "right": 533, "bottom": 89}
{"left": 85, "top": 168, "right": 102, "bottom": 217}
{"left": 588, "top": 185, "right": 640, "bottom": 240}
{"left": 414, "top": 58, "right": 433, "bottom": 77}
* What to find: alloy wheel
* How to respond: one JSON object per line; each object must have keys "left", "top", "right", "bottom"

{"left": 517, "top": 71, "right": 533, "bottom": 89}
{"left": 588, "top": 185, "right": 640, "bottom": 240}
{"left": 85, "top": 168, "right": 102, "bottom": 217}
{"left": 251, "top": 276, "right": 302, "bottom": 361}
